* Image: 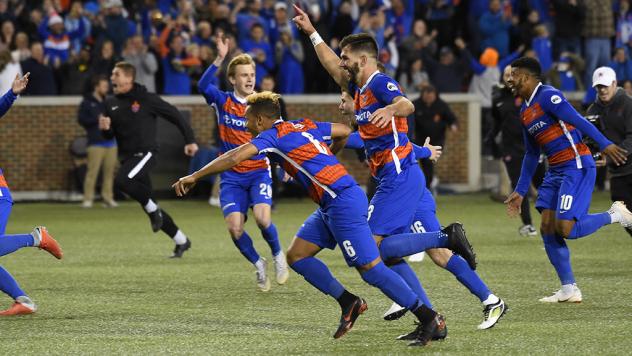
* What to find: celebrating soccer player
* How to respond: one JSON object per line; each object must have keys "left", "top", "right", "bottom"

{"left": 505, "top": 57, "right": 632, "bottom": 302}
{"left": 196, "top": 34, "right": 288, "bottom": 292}
{"left": 0, "top": 73, "right": 63, "bottom": 316}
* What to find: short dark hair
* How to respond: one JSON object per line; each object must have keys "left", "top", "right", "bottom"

{"left": 510, "top": 56, "right": 541, "bottom": 79}
{"left": 114, "top": 61, "right": 136, "bottom": 80}
{"left": 91, "top": 74, "right": 109, "bottom": 89}
{"left": 339, "top": 33, "right": 378, "bottom": 57}
{"left": 246, "top": 91, "right": 281, "bottom": 120}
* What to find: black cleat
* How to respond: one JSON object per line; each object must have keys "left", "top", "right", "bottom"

{"left": 170, "top": 239, "right": 191, "bottom": 258}
{"left": 408, "top": 314, "right": 447, "bottom": 347}
{"left": 397, "top": 319, "right": 447, "bottom": 341}
{"left": 445, "top": 223, "right": 477, "bottom": 270}
{"left": 333, "top": 297, "right": 368, "bottom": 339}
{"left": 148, "top": 209, "right": 164, "bottom": 232}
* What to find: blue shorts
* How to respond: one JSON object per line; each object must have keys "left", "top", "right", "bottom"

{"left": 369, "top": 165, "right": 425, "bottom": 236}
{"left": 296, "top": 186, "right": 380, "bottom": 267}
{"left": 410, "top": 187, "right": 442, "bottom": 233}
{"left": 536, "top": 167, "right": 595, "bottom": 221}
{"left": 0, "top": 199, "right": 13, "bottom": 235}
{"left": 219, "top": 170, "right": 272, "bottom": 217}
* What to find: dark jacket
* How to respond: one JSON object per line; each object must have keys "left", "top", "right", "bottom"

{"left": 19, "top": 58, "right": 57, "bottom": 95}
{"left": 491, "top": 83, "right": 526, "bottom": 157}
{"left": 586, "top": 88, "right": 632, "bottom": 177}
{"left": 78, "top": 94, "right": 111, "bottom": 145}
{"left": 101, "top": 83, "right": 196, "bottom": 159}
{"left": 412, "top": 96, "right": 457, "bottom": 147}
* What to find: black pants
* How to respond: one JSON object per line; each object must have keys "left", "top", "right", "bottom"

{"left": 610, "top": 173, "right": 632, "bottom": 237}
{"left": 503, "top": 155, "right": 545, "bottom": 226}
{"left": 115, "top": 152, "right": 179, "bottom": 238}
{"left": 420, "top": 159, "right": 433, "bottom": 189}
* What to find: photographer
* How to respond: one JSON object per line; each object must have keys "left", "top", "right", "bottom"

{"left": 586, "top": 67, "right": 632, "bottom": 236}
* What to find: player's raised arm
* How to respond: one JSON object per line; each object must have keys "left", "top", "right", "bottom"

{"left": 369, "top": 95, "right": 415, "bottom": 128}
{"left": 292, "top": 4, "right": 348, "bottom": 89}
{"left": 173, "top": 143, "right": 259, "bottom": 196}
{"left": 198, "top": 33, "right": 228, "bottom": 96}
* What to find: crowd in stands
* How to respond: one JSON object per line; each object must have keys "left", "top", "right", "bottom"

{"left": 0, "top": 0, "right": 630, "bottom": 98}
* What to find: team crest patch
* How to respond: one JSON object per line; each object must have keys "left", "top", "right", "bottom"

{"left": 550, "top": 95, "right": 561, "bottom": 104}
{"left": 131, "top": 100, "right": 141, "bottom": 112}
{"left": 387, "top": 82, "right": 398, "bottom": 91}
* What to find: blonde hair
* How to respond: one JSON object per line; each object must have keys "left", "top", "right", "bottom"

{"left": 227, "top": 53, "right": 256, "bottom": 79}
{"left": 246, "top": 91, "right": 281, "bottom": 119}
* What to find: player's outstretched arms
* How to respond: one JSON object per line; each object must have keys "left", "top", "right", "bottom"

{"left": 369, "top": 96, "right": 415, "bottom": 128}
{"left": 329, "top": 123, "right": 352, "bottom": 154}
{"left": 173, "top": 143, "right": 259, "bottom": 196}
{"left": 292, "top": 4, "right": 348, "bottom": 89}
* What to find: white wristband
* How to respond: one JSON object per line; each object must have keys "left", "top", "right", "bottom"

{"left": 309, "top": 32, "right": 323, "bottom": 47}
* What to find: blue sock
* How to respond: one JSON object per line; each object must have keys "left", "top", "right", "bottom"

{"left": 232, "top": 231, "right": 261, "bottom": 264}
{"left": 290, "top": 257, "right": 345, "bottom": 298}
{"left": 542, "top": 233, "right": 575, "bottom": 285}
{"left": 446, "top": 254, "right": 491, "bottom": 302}
{"left": 389, "top": 260, "right": 432, "bottom": 308}
{"left": 0, "top": 234, "right": 35, "bottom": 257}
{"left": 0, "top": 265, "right": 26, "bottom": 300}
{"left": 379, "top": 231, "right": 448, "bottom": 260}
{"left": 260, "top": 223, "right": 281, "bottom": 256}
{"left": 568, "top": 213, "right": 611, "bottom": 239}
{"left": 361, "top": 261, "right": 419, "bottom": 310}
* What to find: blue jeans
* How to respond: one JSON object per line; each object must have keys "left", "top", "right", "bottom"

{"left": 584, "top": 38, "right": 611, "bottom": 88}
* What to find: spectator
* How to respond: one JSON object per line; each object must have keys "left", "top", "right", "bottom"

{"left": 122, "top": 35, "right": 158, "bottom": 93}
{"left": 412, "top": 84, "right": 458, "bottom": 190}
{"left": 424, "top": 0, "right": 455, "bottom": 49}
{"left": 552, "top": 0, "right": 584, "bottom": 58}
{"left": 532, "top": 24, "right": 552, "bottom": 72}
{"left": 232, "top": 0, "right": 268, "bottom": 43}
{"left": 91, "top": 40, "right": 117, "bottom": 77}
{"left": 78, "top": 75, "right": 118, "bottom": 209}
{"left": 95, "top": 0, "right": 130, "bottom": 56}
{"left": 378, "top": 32, "right": 398, "bottom": 78}
{"left": 65, "top": 1, "right": 91, "bottom": 55}
{"left": 0, "top": 0, "right": 13, "bottom": 25}
{"left": 624, "top": 79, "right": 632, "bottom": 96}
{"left": 260, "top": 74, "right": 289, "bottom": 120}
{"left": 516, "top": 9, "right": 540, "bottom": 54}
{"left": 353, "top": 9, "right": 386, "bottom": 49}
{"left": 330, "top": 0, "right": 354, "bottom": 47}
{"left": 421, "top": 46, "right": 466, "bottom": 93}
{"left": 240, "top": 23, "right": 274, "bottom": 87}
{"left": 582, "top": 0, "right": 615, "bottom": 89}
{"left": 268, "top": 1, "right": 297, "bottom": 48}
{"left": 610, "top": 47, "right": 632, "bottom": 83}
{"left": 545, "top": 54, "right": 585, "bottom": 92}
{"left": 0, "top": 49, "right": 20, "bottom": 95}
{"left": 193, "top": 20, "right": 214, "bottom": 47}
{"left": 478, "top": 0, "right": 512, "bottom": 57}
{"left": 19, "top": 42, "right": 57, "bottom": 95}
{"left": 400, "top": 19, "right": 437, "bottom": 70}
{"left": 399, "top": 57, "right": 429, "bottom": 95}
{"left": 0, "top": 20, "right": 14, "bottom": 52}
{"left": 11, "top": 32, "right": 30, "bottom": 62}
{"left": 39, "top": 14, "right": 85, "bottom": 65}
{"left": 56, "top": 45, "right": 92, "bottom": 95}
{"left": 385, "top": 0, "right": 413, "bottom": 44}
{"left": 275, "top": 29, "right": 303, "bottom": 94}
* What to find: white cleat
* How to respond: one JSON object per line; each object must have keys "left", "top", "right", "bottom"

{"left": 255, "top": 258, "right": 271, "bottom": 292}
{"left": 609, "top": 201, "right": 632, "bottom": 228}
{"left": 408, "top": 252, "right": 425, "bottom": 262}
{"left": 478, "top": 299, "right": 507, "bottom": 330}
{"left": 208, "top": 196, "right": 220, "bottom": 207}
{"left": 273, "top": 252, "right": 290, "bottom": 285}
{"left": 539, "top": 285, "right": 582, "bottom": 303}
{"left": 519, "top": 224, "right": 538, "bottom": 237}
{"left": 383, "top": 302, "right": 407, "bottom": 321}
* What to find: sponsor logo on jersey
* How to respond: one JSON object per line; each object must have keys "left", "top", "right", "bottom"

{"left": 355, "top": 110, "right": 372, "bottom": 123}
{"left": 551, "top": 95, "right": 562, "bottom": 104}
{"left": 387, "top": 82, "right": 398, "bottom": 91}
{"left": 528, "top": 120, "right": 547, "bottom": 134}
{"left": 224, "top": 115, "right": 247, "bottom": 127}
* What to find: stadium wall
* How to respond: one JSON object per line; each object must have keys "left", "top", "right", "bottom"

{"left": 0, "top": 93, "right": 503, "bottom": 200}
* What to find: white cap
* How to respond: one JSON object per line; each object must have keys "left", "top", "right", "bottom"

{"left": 48, "top": 15, "right": 63, "bottom": 27}
{"left": 592, "top": 66, "right": 617, "bottom": 87}
{"left": 104, "top": 0, "right": 123, "bottom": 8}
{"left": 274, "top": 2, "right": 287, "bottom": 11}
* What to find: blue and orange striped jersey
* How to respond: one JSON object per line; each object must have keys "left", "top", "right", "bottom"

{"left": 199, "top": 65, "right": 269, "bottom": 180}
{"left": 0, "top": 168, "right": 11, "bottom": 201}
{"left": 349, "top": 71, "right": 415, "bottom": 180}
{"left": 251, "top": 119, "right": 357, "bottom": 206}
{"left": 520, "top": 83, "right": 611, "bottom": 170}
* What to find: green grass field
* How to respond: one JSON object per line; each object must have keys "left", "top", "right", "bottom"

{"left": 0, "top": 192, "right": 631, "bottom": 355}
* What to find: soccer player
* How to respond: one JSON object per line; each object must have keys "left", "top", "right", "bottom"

{"left": 99, "top": 62, "right": 197, "bottom": 258}
{"left": 174, "top": 92, "right": 454, "bottom": 346}
{"left": 292, "top": 6, "right": 477, "bottom": 335}
{"left": 0, "top": 73, "right": 63, "bottom": 316}
{"left": 197, "top": 35, "right": 287, "bottom": 292}
{"left": 339, "top": 91, "right": 507, "bottom": 330}
{"left": 505, "top": 57, "right": 632, "bottom": 302}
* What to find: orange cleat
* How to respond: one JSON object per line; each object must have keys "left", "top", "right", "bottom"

{"left": 33, "top": 227, "right": 63, "bottom": 259}
{"left": 0, "top": 298, "right": 36, "bottom": 316}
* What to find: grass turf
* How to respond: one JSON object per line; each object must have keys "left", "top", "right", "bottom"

{"left": 0, "top": 192, "right": 631, "bottom": 354}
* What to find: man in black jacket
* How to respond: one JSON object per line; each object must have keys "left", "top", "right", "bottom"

{"left": 99, "top": 61, "right": 199, "bottom": 257}
{"left": 491, "top": 66, "right": 545, "bottom": 237}
{"left": 587, "top": 67, "right": 632, "bottom": 236}
{"left": 78, "top": 75, "right": 117, "bottom": 208}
